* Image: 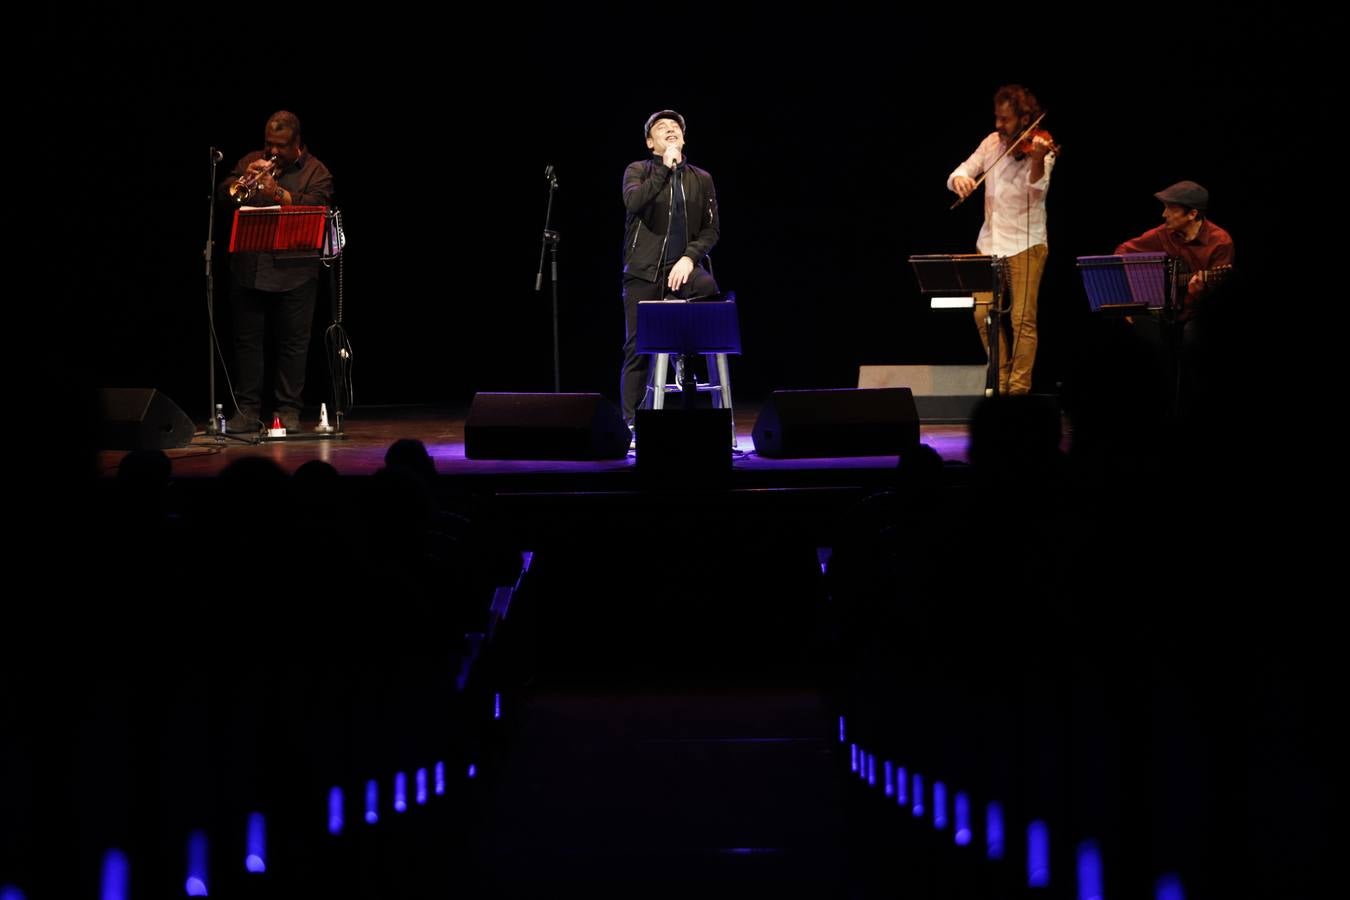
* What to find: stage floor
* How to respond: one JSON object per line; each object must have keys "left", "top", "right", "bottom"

{"left": 96, "top": 403, "right": 974, "bottom": 483}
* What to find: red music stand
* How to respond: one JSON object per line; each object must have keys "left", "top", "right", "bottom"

{"left": 229, "top": 205, "right": 330, "bottom": 256}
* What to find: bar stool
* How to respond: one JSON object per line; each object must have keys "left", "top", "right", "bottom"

{"left": 636, "top": 298, "right": 741, "bottom": 448}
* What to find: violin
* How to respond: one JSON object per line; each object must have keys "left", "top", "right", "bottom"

{"left": 1013, "top": 128, "right": 1060, "bottom": 160}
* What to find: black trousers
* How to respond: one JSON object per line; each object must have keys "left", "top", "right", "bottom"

{"left": 620, "top": 267, "right": 719, "bottom": 425}
{"left": 231, "top": 279, "right": 317, "bottom": 415}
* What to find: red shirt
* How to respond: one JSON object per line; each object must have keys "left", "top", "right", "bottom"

{"left": 1116, "top": 219, "right": 1235, "bottom": 319}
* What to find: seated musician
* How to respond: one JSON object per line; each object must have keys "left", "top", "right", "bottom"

{"left": 1114, "top": 180, "right": 1236, "bottom": 417}
{"left": 1115, "top": 180, "right": 1234, "bottom": 323}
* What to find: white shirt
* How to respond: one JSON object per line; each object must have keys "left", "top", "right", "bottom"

{"left": 947, "top": 132, "right": 1055, "bottom": 257}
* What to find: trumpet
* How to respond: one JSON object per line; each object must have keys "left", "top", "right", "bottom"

{"left": 228, "top": 155, "right": 279, "bottom": 204}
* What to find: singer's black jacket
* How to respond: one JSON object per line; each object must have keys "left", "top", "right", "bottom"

{"left": 622, "top": 157, "right": 719, "bottom": 282}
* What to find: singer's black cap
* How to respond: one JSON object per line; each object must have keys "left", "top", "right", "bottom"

{"left": 644, "top": 109, "right": 686, "bottom": 138}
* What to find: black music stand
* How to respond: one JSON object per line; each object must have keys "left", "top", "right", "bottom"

{"left": 909, "top": 254, "right": 1008, "bottom": 396}
{"left": 229, "top": 206, "right": 349, "bottom": 441}
{"left": 635, "top": 298, "right": 741, "bottom": 451}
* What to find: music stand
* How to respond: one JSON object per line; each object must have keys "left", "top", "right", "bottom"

{"left": 636, "top": 298, "right": 741, "bottom": 448}
{"left": 229, "top": 206, "right": 349, "bottom": 440}
{"left": 1077, "top": 252, "right": 1184, "bottom": 414}
{"left": 1076, "top": 252, "right": 1169, "bottom": 315}
{"left": 909, "top": 254, "right": 1007, "bottom": 396}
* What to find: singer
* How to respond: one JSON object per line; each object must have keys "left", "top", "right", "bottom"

{"left": 947, "top": 85, "right": 1055, "bottom": 396}
{"left": 619, "top": 109, "right": 721, "bottom": 439}
{"left": 218, "top": 110, "right": 334, "bottom": 433}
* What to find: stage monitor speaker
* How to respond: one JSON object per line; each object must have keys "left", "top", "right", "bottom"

{"left": 465, "top": 392, "right": 630, "bottom": 460}
{"left": 858, "top": 364, "right": 986, "bottom": 423}
{"left": 751, "top": 387, "right": 920, "bottom": 458}
{"left": 97, "top": 387, "right": 195, "bottom": 450}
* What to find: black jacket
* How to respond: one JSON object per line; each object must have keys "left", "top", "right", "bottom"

{"left": 622, "top": 157, "right": 719, "bottom": 282}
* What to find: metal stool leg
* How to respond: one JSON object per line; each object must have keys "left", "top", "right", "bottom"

{"left": 650, "top": 353, "right": 670, "bottom": 410}
{"left": 711, "top": 352, "right": 737, "bottom": 449}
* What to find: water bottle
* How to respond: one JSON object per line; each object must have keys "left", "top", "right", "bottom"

{"left": 215, "top": 403, "right": 227, "bottom": 436}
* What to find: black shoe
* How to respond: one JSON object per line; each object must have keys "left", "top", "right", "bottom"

{"left": 226, "top": 411, "right": 262, "bottom": 433}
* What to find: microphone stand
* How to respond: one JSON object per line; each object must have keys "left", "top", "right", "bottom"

{"left": 204, "top": 148, "right": 261, "bottom": 444}
{"left": 535, "top": 165, "right": 561, "bottom": 392}
{"left": 204, "top": 147, "right": 224, "bottom": 435}
{"left": 663, "top": 162, "right": 698, "bottom": 408}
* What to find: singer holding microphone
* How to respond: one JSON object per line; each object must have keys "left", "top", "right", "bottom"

{"left": 218, "top": 110, "right": 333, "bottom": 434}
{"left": 620, "top": 109, "right": 721, "bottom": 439}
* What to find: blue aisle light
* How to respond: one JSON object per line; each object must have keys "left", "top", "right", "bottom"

{"left": 328, "top": 786, "right": 344, "bottom": 835}
{"left": 986, "top": 802, "right": 1005, "bottom": 860}
{"left": 245, "top": 813, "right": 266, "bottom": 873}
{"left": 1027, "top": 820, "right": 1050, "bottom": 888}
{"left": 185, "top": 829, "right": 209, "bottom": 895}
{"left": 1077, "top": 839, "right": 1103, "bottom": 900}
{"left": 365, "top": 780, "right": 379, "bottom": 825}
{"left": 954, "top": 792, "right": 971, "bottom": 846}
{"left": 101, "top": 849, "right": 129, "bottom": 900}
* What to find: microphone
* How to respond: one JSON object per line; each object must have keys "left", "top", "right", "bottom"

{"left": 210, "top": 147, "right": 224, "bottom": 163}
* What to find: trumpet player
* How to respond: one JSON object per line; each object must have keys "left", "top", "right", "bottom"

{"left": 217, "top": 110, "right": 333, "bottom": 434}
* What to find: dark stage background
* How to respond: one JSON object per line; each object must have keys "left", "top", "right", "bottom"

{"left": 51, "top": 12, "right": 1307, "bottom": 421}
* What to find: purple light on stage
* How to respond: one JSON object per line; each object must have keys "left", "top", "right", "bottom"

{"left": 911, "top": 772, "right": 924, "bottom": 817}
{"left": 494, "top": 692, "right": 502, "bottom": 720}
{"left": 1077, "top": 840, "right": 1103, "bottom": 900}
{"left": 895, "top": 766, "right": 908, "bottom": 805}
{"left": 1027, "top": 820, "right": 1050, "bottom": 888}
{"left": 1155, "top": 873, "right": 1185, "bottom": 900}
{"left": 100, "top": 849, "right": 129, "bottom": 900}
{"left": 986, "top": 802, "right": 1005, "bottom": 859}
{"left": 838, "top": 716, "right": 846, "bottom": 743}
{"left": 850, "top": 743, "right": 859, "bottom": 773}
{"left": 394, "top": 771, "right": 408, "bottom": 813}
{"left": 933, "top": 781, "right": 948, "bottom": 829}
{"left": 245, "top": 812, "right": 266, "bottom": 873}
{"left": 365, "top": 780, "right": 379, "bottom": 825}
{"left": 328, "top": 786, "right": 344, "bottom": 835}
{"left": 185, "top": 829, "right": 208, "bottom": 895}
{"left": 883, "top": 760, "right": 894, "bottom": 797}
{"left": 416, "top": 768, "right": 428, "bottom": 805}
{"left": 954, "top": 792, "right": 971, "bottom": 845}
{"left": 817, "top": 546, "right": 832, "bottom": 574}
{"left": 0, "top": 887, "right": 26, "bottom": 900}
{"left": 867, "top": 753, "right": 876, "bottom": 787}
{"left": 434, "top": 761, "right": 446, "bottom": 795}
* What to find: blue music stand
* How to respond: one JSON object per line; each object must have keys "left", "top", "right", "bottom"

{"left": 1076, "top": 252, "right": 1170, "bottom": 313}
{"left": 636, "top": 299, "right": 741, "bottom": 447}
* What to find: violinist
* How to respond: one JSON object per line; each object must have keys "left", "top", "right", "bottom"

{"left": 947, "top": 84, "right": 1056, "bottom": 396}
